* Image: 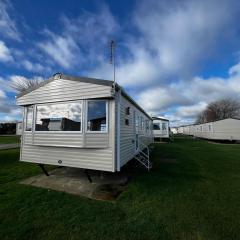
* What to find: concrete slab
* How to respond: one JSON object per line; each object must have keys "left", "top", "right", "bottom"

{"left": 0, "top": 143, "right": 20, "bottom": 150}
{"left": 20, "top": 167, "right": 129, "bottom": 201}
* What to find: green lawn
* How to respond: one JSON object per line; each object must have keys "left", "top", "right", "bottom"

{"left": 0, "top": 135, "right": 20, "bottom": 144}
{"left": 0, "top": 137, "right": 240, "bottom": 240}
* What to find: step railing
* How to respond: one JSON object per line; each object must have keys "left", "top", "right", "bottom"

{"left": 135, "top": 140, "right": 152, "bottom": 171}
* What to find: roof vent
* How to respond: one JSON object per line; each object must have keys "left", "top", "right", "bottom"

{"left": 52, "top": 73, "right": 62, "bottom": 79}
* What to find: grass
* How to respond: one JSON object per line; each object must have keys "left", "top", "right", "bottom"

{"left": 0, "top": 137, "right": 240, "bottom": 239}
{"left": 0, "top": 135, "right": 20, "bottom": 144}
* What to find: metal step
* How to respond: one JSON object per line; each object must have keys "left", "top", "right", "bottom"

{"left": 135, "top": 152, "right": 152, "bottom": 170}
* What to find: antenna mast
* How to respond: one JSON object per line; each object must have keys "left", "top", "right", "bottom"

{"left": 109, "top": 40, "right": 116, "bottom": 84}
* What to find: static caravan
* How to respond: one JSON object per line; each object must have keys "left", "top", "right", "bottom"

{"left": 193, "top": 118, "right": 240, "bottom": 141}
{"left": 152, "top": 117, "right": 169, "bottom": 141}
{"left": 16, "top": 122, "right": 23, "bottom": 135}
{"left": 171, "top": 127, "right": 178, "bottom": 134}
{"left": 177, "top": 126, "right": 184, "bottom": 134}
{"left": 16, "top": 74, "right": 153, "bottom": 173}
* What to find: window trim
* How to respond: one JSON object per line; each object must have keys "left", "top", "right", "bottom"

{"left": 85, "top": 99, "right": 109, "bottom": 133}
{"left": 34, "top": 100, "right": 83, "bottom": 133}
{"left": 25, "top": 105, "right": 34, "bottom": 132}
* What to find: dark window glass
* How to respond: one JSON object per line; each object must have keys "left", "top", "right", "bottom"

{"left": 125, "top": 119, "right": 129, "bottom": 125}
{"left": 153, "top": 123, "right": 160, "bottom": 130}
{"left": 26, "top": 106, "right": 33, "bottom": 131}
{"left": 125, "top": 107, "right": 130, "bottom": 115}
{"left": 87, "top": 101, "right": 107, "bottom": 132}
{"left": 35, "top": 102, "right": 82, "bottom": 131}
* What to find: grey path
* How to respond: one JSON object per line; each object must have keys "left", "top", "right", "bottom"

{"left": 0, "top": 143, "right": 20, "bottom": 150}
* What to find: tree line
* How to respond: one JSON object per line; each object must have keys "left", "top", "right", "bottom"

{"left": 195, "top": 99, "right": 240, "bottom": 124}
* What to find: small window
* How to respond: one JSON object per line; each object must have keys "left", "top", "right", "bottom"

{"left": 125, "top": 107, "right": 130, "bottom": 115}
{"left": 141, "top": 117, "right": 144, "bottom": 130}
{"left": 25, "top": 106, "right": 33, "bottom": 131}
{"left": 146, "top": 120, "right": 149, "bottom": 133}
{"left": 208, "top": 125, "right": 211, "bottom": 131}
{"left": 87, "top": 100, "right": 107, "bottom": 132}
{"left": 125, "top": 119, "right": 129, "bottom": 125}
{"left": 35, "top": 102, "right": 82, "bottom": 131}
{"left": 153, "top": 123, "right": 160, "bottom": 130}
{"left": 135, "top": 115, "right": 140, "bottom": 132}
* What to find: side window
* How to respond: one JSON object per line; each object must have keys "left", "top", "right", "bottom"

{"left": 87, "top": 101, "right": 107, "bottom": 132}
{"left": 153, "top": 123, "right": 160, "bottom": 130}
{"left": 146, "top": 120, "right": 149, "bottom": 133}
{"left": 141, "top": 117, "right": 144, "bottom": 130}
{"left": 125, "top": 107, "right": 130, "bottom": 126}
{"left": 125, "top": 107, "right": 130, "bottom": 115}
{"left": 135, "top": 114, "right": 139, "bottom": 132}
{"left": 25, "top": 106, "right": 33, "bottom": 131}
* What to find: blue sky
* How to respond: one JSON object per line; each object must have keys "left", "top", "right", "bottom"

{"left": 1, "top": 0, "right": 240, "bottom": 125}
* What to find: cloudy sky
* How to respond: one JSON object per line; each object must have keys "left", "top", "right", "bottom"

{"left": 1, "top": 0, "right": 240, "bottom": 125}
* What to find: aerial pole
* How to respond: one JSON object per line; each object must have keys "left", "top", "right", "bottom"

{"left": 109, "top": 40, "right": 116, "bottom": 84}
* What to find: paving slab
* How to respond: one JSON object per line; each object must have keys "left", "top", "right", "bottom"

{"left": 20, "top": 167, "right": 129, "bottom": 201}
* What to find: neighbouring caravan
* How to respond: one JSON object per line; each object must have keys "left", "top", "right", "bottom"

{"left": 177, "top": 126, "right": 184, "bottom": 134}
{"left": 171, "top": 127, "right": 178, "bottom": 134}
{"left": 193, "top": 118, "right": 240, "bottom": 141}
{"left": 16, "top": 122, "right": 23, "bottom": 135}
{"left": 152, "top": 117, "right": 169, "bottom": 140}
{"left": 16, "top": 74, "right": 153, "bottom": 172}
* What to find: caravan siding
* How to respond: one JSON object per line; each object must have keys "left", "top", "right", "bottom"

{"left": 212, "top": 119, "right": 240, "bottom": 140}
{"left": 17, "top": 78, "right": 113, "bottom": 105}
{"left": 21, "top": 145, "right": 114, "bottom": 171}
{"left": 119, "top": 95, "right": 153, "bottom": 167}
{"left": 191, "top": 119, "right": 240, "bottom": 140}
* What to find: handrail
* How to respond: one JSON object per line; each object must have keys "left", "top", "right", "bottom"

{"left": 137, "top": 140, "right": 151, "bottom": 171}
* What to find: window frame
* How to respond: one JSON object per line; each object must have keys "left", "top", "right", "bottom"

{"left": 34, "top": 100, "right": 83, "bottom": 133}
{"left": 25, "top": 105, "right": 34, "bottom": 132}
{"left": 86, "top": 99, "right": 109, "bottom": 133}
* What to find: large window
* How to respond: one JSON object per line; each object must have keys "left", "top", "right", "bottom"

{"left": 162, "top": 122, "right": 167, "bottom": 130}
{"left": 25, "top": 106, "right": 33, "bottom": 131}
{"left": 87, "top": 100, "right": 107, "bottom": 132}
{"left": 35, "top": 102, "right": 82, "bottom": 131}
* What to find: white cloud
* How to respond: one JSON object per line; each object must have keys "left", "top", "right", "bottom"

{"left": 38, "top": 31, "right": 80, "bottom": 69}
{"left": 0, "top": 0, "right": 20, "bottom": 40}
{"left": 228, "top": 62, "right": 240, "bottom": 76}
{"left": 132, "top": 0, "right": 237, "bottom": 79}
{"left": 0, "top": 89, "right": 6, "bottom": 99}
{"left": 135, "top": 62, "right": 240, "bottom": 125}
{"left": 21, "top": 59, "right": 51, "bottom": 73}
{"left": 90, "top": 0, "right": 240, "bottom": 90}
{"left": 175, "top": 102, "right": 207, "bottom": 118}
{"left": 38, "top": 5, "right": 119, "bottom": 69}
{"left": 0, "top": 40, "right": 12, "bottom": 62}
